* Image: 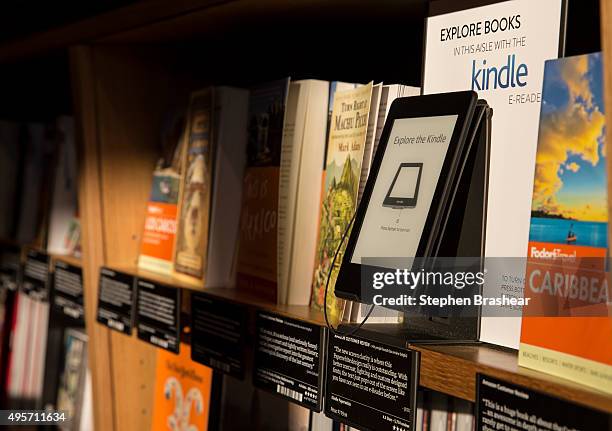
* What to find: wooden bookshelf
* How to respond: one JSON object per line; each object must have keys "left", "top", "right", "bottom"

{"left": 0, "top": 1, "right": 608, "bottom": 430}
{"left": 412, "top": 343, "right": 612, "bottom": 414}
{"left": 106, "top": 264, "right": 612, "bottom": 415}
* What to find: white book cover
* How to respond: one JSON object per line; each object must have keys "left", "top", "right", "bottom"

{"left": 423, "top": 0, "right": 565, "bottom": 348}
{"left": 278, "top": 80, "right": 329, "bottom": 305}
{"left": 206, "top": 87, "right": 249, "bottom": 287}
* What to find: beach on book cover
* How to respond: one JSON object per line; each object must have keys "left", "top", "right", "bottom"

{"left": 520, "top": 53, "right": 612, "bottom": 394}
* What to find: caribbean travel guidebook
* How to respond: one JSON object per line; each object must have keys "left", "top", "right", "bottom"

{"left": 520, "top": 52, "right": 612, "bottom": 395}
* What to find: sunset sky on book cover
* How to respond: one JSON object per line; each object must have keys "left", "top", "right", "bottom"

{"left": 520, "top": 52, "right": 612, "bottom": 395}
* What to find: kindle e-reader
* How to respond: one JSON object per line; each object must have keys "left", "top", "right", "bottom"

{"left": 335, "top": 91, "right": 479, "bottom": 302}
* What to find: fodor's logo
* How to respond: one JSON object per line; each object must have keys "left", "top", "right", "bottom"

{"left": 471, "top": 54, "right": 528, "bottom": 91}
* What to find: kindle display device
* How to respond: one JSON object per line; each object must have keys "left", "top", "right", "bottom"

{"left": 336, "top": 91, "right": 488, "bottom": 311}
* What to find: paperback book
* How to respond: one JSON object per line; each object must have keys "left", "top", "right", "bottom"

{"left": 310, "top": 83, "right": 373, "bottom": 325}
{"left": 519, "top": 52, "right": 612, "bottom": 395}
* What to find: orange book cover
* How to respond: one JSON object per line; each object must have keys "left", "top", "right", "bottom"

{"left": 520, "top": 53, "right": 612, "bottom": 395}
{"left": 236, "top": 79, "right": 288, "bottom": 302}
{"left": 151, "top": 344, "right": 213, "bottom": 431}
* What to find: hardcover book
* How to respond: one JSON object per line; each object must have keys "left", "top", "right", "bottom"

{"left": 236, "top": 79, "right": 289, "bottom": 301}
{"left": 138, "top": 110, "right": 185, "bottom": 276}
{"left": 519, "top": 52, "right": 612, "bottom": 395}
{"left": 174, "top": 90, "right": 215, "bottom": 281}
{"left": 310, "top": 83, "right": 373, "bottom": 324}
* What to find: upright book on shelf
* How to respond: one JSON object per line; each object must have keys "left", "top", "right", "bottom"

{"left": 138, "top": 110, "right": 185, "bottom": 276}
{"left": 174, "top": 89, "right": 215, "bottom": 282}
{"left": 47, "top": 117, "right": 79, "bottom": 256}
{"left": 519, "top": 52, "right": 612, "bottom": 395}
{"left": 310, "top": 83, "right": 373, "bottom": 325}
{"left": 277, "top": 79, "right": 329, "bottom": 305}
{"left": 236, "top": 79, "right": 289, "bottom": 301}
{"left": 423, "top": 0, "right": 567, "bottom": 348}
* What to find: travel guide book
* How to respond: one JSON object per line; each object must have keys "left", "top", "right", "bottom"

{"left": 310, "top": 83, "right": 373, "bottom": 325}
{"left": 519, "top": 52, "right": 612, "bottom": 395}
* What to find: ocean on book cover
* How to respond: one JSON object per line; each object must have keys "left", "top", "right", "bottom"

{"left": 519, "top": 52, "right": 612, "bottom": 395}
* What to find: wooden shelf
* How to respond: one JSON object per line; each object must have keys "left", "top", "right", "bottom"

{"left": 49, "top": 253, "right": 82, "bottom": 269}
{"left": 411, "top": 343, "right": 612, "bottom": 414}
{"left": 106, "top": 267, "right": 612, "bottom": 414}
{"left": 110, "top": 265, "right": 327, "bottom": 327}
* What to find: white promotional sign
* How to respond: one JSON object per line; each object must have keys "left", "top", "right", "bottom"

{"left": 423, "top": 0, "right": 564, "bottom": 348}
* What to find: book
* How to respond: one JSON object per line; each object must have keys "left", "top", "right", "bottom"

{"left": 174, "top": 89, "right": 215, "bottom": 281}
{"left": 236, "top": 79, "right": 289, "bottom": 302}
{"left": 348, "top": 83, "right": 420, "bottom": 324}
{"left": 310, "top": 83, "right": 373, "bottom": 325}
{"left": 205, "top": 86, "right": 249, "bottom": 287}
{"left": 519, "top": 52, "right": 612, "bottom": 395}
{"left": 423, "top": 0, "right": 566, "bottom": 348}
{"left": 138, "top": 110, "right": 185, "bottom": 275}
{"left": 47, "top": 117, "right": 78, "bottom": 256}
{"left": 16, "top": 124, "right": 52, "bottom": 246}
{"left": 277, "top": 79, "right": 330, "bottom": 305}
{"left": 56, "top": 329, "right": 89, "bottom": 430}
{"left": 150, "top": 343, "right": 213, "bottom": 431}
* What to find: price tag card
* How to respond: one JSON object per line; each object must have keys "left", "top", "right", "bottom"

{"left": 0, "top": 246, "right": 21, "bottom": 291}
{"left": 191, "top": 293, "right": 247, "bottom": 379}
{"left": 253, "top": 311, "right": 326, "bottom": 412}
{"left": 96, "top": 267, "right": 136, "bottom": 334}
{"left": 22, "top": 249, "right": 50, "bottom": 301}
{"left": 135, "top": 278, "right": 180, "bottom": 353}
{"left": 325, "top": 332, "right": 419, "bottom": 431}
{"left": 52, "top": 260, "right": 84, "bottom": 323}
{"left": 477, "top": 374, "right": 611, "bottom": 430}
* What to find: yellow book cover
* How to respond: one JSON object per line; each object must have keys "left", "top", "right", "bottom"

{"left": 310, "top": 83, "right": 373, "bottom": 325}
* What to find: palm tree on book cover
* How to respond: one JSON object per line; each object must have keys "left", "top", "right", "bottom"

{"left": 312, "top": 154, "right": 359, "bottom": 313}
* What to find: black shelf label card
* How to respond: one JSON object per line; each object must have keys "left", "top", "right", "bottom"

{"left": 325, "top": 332, "right": 419, "bottom": 431}
{"left": 22, "top": 249, "right": 50, "bottom": 301}
{"left": 0, "top": 246, "right": 21, "bottom": 291}
{"left": 476, "top": 374, "right": 612, "bottom": 431}
{"left": 191, "top": 293, "right": 247, "bottom": 379}
{"left": 52, "top": 260, "right": 84, "bottom": 323}
{"left": 96, "top": 267, "right": 136, "bottom": 335}
{"left": 135, "top": 278, "right": 180, "bottom": 354}
{"left": 253, "top": 311, "right": 326, "bottom": 412}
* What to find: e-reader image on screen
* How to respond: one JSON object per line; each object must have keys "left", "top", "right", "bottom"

{"left": 383, "top": 163, "right": 423, "bottom": 209}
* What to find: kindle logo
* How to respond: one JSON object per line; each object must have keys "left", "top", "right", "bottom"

{"left": 471, "top": 54, "right": 528, "bottom": 91}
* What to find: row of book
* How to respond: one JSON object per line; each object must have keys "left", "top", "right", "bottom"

{"left": 0, "top": 117, "right": 81, "bottom": 255}
{"left": 137, "top": 80, "right": 418, "bottom": 324}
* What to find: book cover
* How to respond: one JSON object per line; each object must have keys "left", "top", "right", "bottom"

{"left": 138, "top": 110, "right": 185, "bottom": 275}
{"left": 174, "top": 90, "right": 215, "bottom": 282}
{"left": 56, "top": 330, "right": 88, "bottom": 430}
{"left": 151, "top": 344, "right": 213, "bottom": 431}
{"left": 519, "top": 52, "right": 612, "bottom": 394}
{"left": 236, "top": 79, "right": 289, "bottom": 302}
{"left": 310, "top": 83, "right": 373, "bottom": 325}
{"left": 423, "top": 0, "right": 565, "bottom": 348}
